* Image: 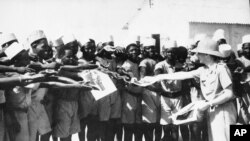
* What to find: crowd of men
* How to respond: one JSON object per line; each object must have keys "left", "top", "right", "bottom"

{"left": 0, "top": 29, "right": 249, "bottom": 141}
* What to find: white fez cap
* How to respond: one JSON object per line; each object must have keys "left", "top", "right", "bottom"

{"left": 28, "top": 30, "right": 46, "bottom": 44}
{"left": 218, "top": 44, "right": 232, "bottom": 58}
{"left": 162, "top": 40, "right": 177, "bottom": 50}
{"left": 4, "top": 42, "right": 24, "bottom": 59}
{"left": 242, "top": 34, "right": 250, "bottom": 45}
{"left": 212, "top": 29, "right": 225, "bottom": 41}
{"left": 0, "top": 33, "right": 17, "bottom": 46}
{"left": 62, "top": 34, "right": 76, "bottom": 45}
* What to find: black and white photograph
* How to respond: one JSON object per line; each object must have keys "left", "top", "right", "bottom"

{"left": 0, "top": 0, "right": 250, "bottom": 141}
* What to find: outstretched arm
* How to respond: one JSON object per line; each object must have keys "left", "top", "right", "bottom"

{"left": 42, "top": 76, "right": 80, "bottom": 84}
{"left": 39, "top": 82, "right": 93, "bottom": 90}
{"left": 142, "top": 70, "right": 199, "bottom": 85}
{"left": 0, "top": 73, "right": 45, "bottom": 88}
{"left": 60, "top": 64, "right": 98, "bottom": 71}
{"left": 0, "top": 65, "right": 35, "bottom": 74}
{"left": 156, "top": 71, "right": 195, "bottom": 81}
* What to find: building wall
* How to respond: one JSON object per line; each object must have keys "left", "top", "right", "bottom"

{"left": 189, "top": 22, "right": 250, "bottom": 52}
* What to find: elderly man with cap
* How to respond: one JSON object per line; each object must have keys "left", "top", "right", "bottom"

{"left": 142, "top": 38, "right": 237, "bottom": 141}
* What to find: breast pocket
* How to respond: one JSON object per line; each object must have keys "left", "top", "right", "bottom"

{"left": 200, "top": 74, "right": 217, "bottom": 94}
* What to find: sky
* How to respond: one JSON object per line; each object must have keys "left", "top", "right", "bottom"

{"left": 0, "top": 0, "right": 249, "bottom": 46}
{"left": 0, "top": 0, "right": 146, "bottom": 43}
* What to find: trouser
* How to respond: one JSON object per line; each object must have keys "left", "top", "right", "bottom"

{"left": 83, "top": 115, "right": 100, "bottom": 141}
{"left": 123, "top": 123, "right": 143, "bottom": 141}
{"left": 79, "top": 118, "right": 87, "bottom": 141}
{"left": 154, "top": 123, "right": 162, "bottom": 141}
{"left": 142, "top": 123, "right": 155, "bottom": 141}
{"left": 105, "top": 119, "right": 122, "bottom": 141}
{"left": 40, "top": 132, "right": 58, "bottom": 141}
{"left": 161, "top": 124, "right": 179, "bottom": 141}
{"left": 180, "top": 124, "right": 189, "bottom": 141}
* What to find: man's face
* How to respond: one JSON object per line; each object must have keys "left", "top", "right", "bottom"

{"left": 128, "top": 45, "right": 140, "bottom": 61}
{"left": 31, "top": 38, "right": 50, "bottom": 59}
{"left": 83, "top": 45, "right": 96, "bottom": 56}
{"left": 13, "top": 50, "right": 30, "bottom": 67}
{"left": 144, "top": 46, "right": 155, "bottom": 58}
{"left": 242, "top": 43, "right": 250, "bottom": 59}
{"left": 163, "top": 47, "right": 176, "bottom": 61}
{"left": 65, "top": 41, "right": 79, "bottom": 56}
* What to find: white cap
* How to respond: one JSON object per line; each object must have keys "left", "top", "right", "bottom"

{"left": 51, "top": 37, "right": 64, "bottom": 47}
{"left": 162, "top": 40, "right": 177, "bottom": 50}
{"left": 4, "top": 42, "right": 24, "bottom": 59}
{"left": 242, "top": 34, "right": 250, "bottom": 45}
{"left": 218, "top": 44, "right": 232, "bottom": 58}
{"left": 212, "top": 29, "right": 225, "bottom": 41}
{"left": 194, "top": 33, "right": 207, "bottom": 44}
{"left": 28, "top": 30, "right": 46, "bottom": 44}
{"left": 237, "top": 43, "right": 242, "bottom": 51}
{"left": 0, "top": 33, "right": 17, "bottom": 46}
{"left": 142, "top": 38, "right": 155, "bottom": 47}
{"left": 62, "top": 34, "right": 76, "bottom": 45}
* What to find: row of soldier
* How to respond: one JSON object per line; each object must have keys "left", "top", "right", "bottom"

{"left": 0, "top": 29, "right": 249, "bottom": 141}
